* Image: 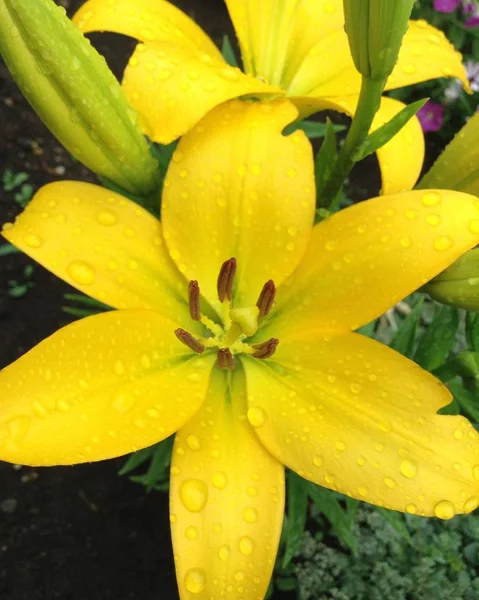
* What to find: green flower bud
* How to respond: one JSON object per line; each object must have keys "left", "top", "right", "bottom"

{"left": 343, "top": 0, "right": 416, "bottom": 80}
{"left": 419, "top": 111, "right": 479, "bottom": 195}
{"left": 426, "top": 248, "right": 479, "bottom": 311}
{"left": 0, "top": 0, "right": 160, "bottom": 197}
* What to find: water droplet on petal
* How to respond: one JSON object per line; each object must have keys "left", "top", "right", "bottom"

{"left": 185, "top": 525, "right": 199, "bottom": 540}
{"left": 96, "top": 209, "right": 118, "bottom": 226}
{"left": 434, "top": 236, "right": 453, "bottom": 252}
{"left": 184, "top": 568, "right": 206, "bottom": 594}
{"left": 247, "top": 406, "right": 267, "bottom": 428}
{"left": 211, "top": 471, "right": 228, "bottom": 489}
{"left": 239, "top": 535, "right": 255, "bottom": 556}
{"left": 25, "top": 234, "right": 43, "bottom": 248}
{"left": 186, "top": 434, "right": 201, "bottom": 451}
{"left": 243, "top": 507, "right": 258, "bottom": 523}
{"left": 464, "top": 497, "right": 479, "bottom": 513}
{"left": 406, "top": 503, "right": 417, "bottom": 514}
{"left": 67, "top": 260, "right": 95, "bottom": 285}
{"left": 434, "top": 499, "right": 455, "bottom": 520}
{"left": 384, "top": 477, "right": 396, "bottom": 489}
{"left": 218, "top": 545, "right": 231, "bottom": 561}
{"left": 111, "top": 391, "right": 135, "bottom": 413}
{"left": 400, "top": 459, "right": 418, "bottom": 479}
{"left": 422, "top": 192, "right": 441, "bottom": 206}
{"left": 180, "top": 479, "right": 208, "bottom": 512}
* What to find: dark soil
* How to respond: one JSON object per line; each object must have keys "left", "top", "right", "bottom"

{"left": 0, "top": 1, "right": 230, "bottom": 599}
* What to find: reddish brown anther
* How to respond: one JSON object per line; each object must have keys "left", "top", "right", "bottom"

{"left": 188, "top": 280, "right": 201, "bottom": 321}
{"left": 174, "top": 328, "right": 205, "bottom": 354}
{"left": 217, "top": 257, "right": 237, "bottom": 302}
{"left": 256, "top": 280, "right": 276, "bottom": 318}
{"left": 217, "top": 348, "right": 235, "bottom": 370}
{"left": 252, "top": 338, "right": 279, "bottom": 359}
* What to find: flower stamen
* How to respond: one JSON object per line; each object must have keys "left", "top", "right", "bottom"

{"left": 256, "top": 280, "right": 276, "bottom": 318}
{"left": 217, "top": 257, "right": 237, "bottom": 302}
{"left": 217, "top": 348, "right": 235, "bottom": 370}
{"left": 188, "top": 280, "right": 201, "bottom": 321}
{"left": 252, "top": 338, "right": 279, "bottom": 359}
{"left": 174, "top": 328, "right": 205, "bottom": 354}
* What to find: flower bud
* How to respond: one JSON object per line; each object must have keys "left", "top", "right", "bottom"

{"left": 0, "top": 0, "right": 160, "bottom": 197}
{"left": 419, "top": 111, "right": 479, "bottom": 195}
{"left": 426, "top": 248, "right": 479, "bottom": 311}
{"left": 343, "top": 0, "right": 416, "bottom": 80}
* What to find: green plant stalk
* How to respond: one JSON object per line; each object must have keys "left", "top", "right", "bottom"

{"left": 317, "top": 76, "right": 386, "bottom": 209}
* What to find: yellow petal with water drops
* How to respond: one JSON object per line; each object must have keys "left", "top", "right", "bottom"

{"left": 385, "top": 20, "right": 469, "bottom": 92}
{"left": 121, "top": 41, "right": 280, "bottom": 145}
{"left": 162, "top": 98, "right": 315, "bottom": 313}
{"left": 1, "top": 181, "right": 196, "bottom": 329}
{"left": 170, "top": 366, "right": 284, "bottom": 600}
{"left": 269, "top": 190, "right": 479, "bottom": 336}
{"left": 73, "top": 0, "right": 221, "bottom": 58}
{"left": 244, "top": 331, "right": 479, "bottom": 517}
{"left": 0, "top": 309, "right": 215, "bottom": 466}
{"left": 224, "top": 0, "right": 343, "bottom": 85}
{"left": 325, "top": 95, "right": 425, "bottom": 194}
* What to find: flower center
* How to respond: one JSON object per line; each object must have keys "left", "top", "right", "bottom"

{"left": 174, "top": 258, "right": 279, "bottom": 369}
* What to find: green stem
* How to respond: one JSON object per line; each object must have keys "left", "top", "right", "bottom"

{"left": 317, "top": 76, "right": 386, "bottom": 210}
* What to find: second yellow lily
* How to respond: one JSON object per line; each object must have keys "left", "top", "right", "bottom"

{"left": 73, "top": 0, "right": 468, "bottom": 194}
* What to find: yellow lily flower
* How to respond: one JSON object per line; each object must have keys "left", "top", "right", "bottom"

{"left": 3, "top": 100, "right": 479, "bottom": 598}
{"left": 73, "top": 0, "right": 468, "bottom": 195}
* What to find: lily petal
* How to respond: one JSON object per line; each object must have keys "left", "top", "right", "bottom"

{"left": 170, "top": 366, "right": 284, "bottom": 599}
{"left": 386, "top": 20, "right": 470, "bottom": 92}
{"left": 121, "top": 41, "right": 279, "bottom": 144}
{"left": 268, "top": 190, "right": 479, "bottom": 336}
{"left": 0, "top": 309, "right": 214, "bottom": 466}
{"left": 73, "top": 0, "right": 221, "bottom": 57}
{"left": 244, "top": 332, "right": 479, "bottom": 517}
{"left": 2, "top": 181, "right": 196, "bottom": 328}
{"left": 288, "top": 20, "right": 468, "bottom": 99}
{"left": 162, "top": 99, "right": 315, "bottom": 312}
{"left": 323, "top": 95, "right": 425, "bottom": 194}
{"left": 224, "top": 0, "right": 344, "bottom": 85}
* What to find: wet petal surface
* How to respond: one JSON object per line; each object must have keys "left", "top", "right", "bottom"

{"left": 171, "top": 366, "right": 284, "bottom": 599}
{"left": 162, "top": 99, "right": 315, "bottom": 312}
{"left": 0, "top": 310, "right": 214, "bottom": 465}
{"left": 244, "top": 332, "right": 479, "bottom": 517}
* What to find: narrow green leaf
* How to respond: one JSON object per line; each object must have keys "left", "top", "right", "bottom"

{"left": 0, "top": 243, "right": 20, "bottom": 256}
{"left": 307, "top": 484, "right": 358, "bottom": 555}
{"left": 449, "top": 380, "right": 479, "bottom": 423}
{"left": 376, "top": 507, "right": 413, "bottom": 545}
{"left": 221, "top": 34, "right": 238, "bottom": 67}
{"left": 119, "top": 445, "right": 156, "bottom": 476}
{"left": 432, "top": 358, "right": 461, "bottom": 384}
{"left": 354, "top": 98, "right": 428, "bottom": 162}
{"left": 356, "top": 319, "right": 377, "bottom": 338}
{"left": 294, "top": 120, "right": 345, "bottom": 139}
{"left": 466, "top": 312, "right": 479, "bottom": 352}
{"left": 390, "top": 298, "right": 424, "bottom": 357}
{"left": 61, "top": 307, "right": 101, "bottom": 318}
{"left": 63, "top": 293, "right": 110, "bottom": 309}
{"left": 283, "top": 472, "right": 309, "bottom": 568}
{"left": 413, "top": 305, "right": 459, "bottom": 371}
{"left": 133, "top": 436, "right": 174, "bottom": 491}
{"left": 315, "top": 118, "right": 338, "bottom": 197}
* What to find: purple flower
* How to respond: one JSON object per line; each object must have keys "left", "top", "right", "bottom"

{"left": 465, "top": 14, "right": 479, "bottom": 26}
{"left": 434, "top": 0, "right": 462, "bottom": 12}
{"left": 417, "top": 101, "right": 445, "bottom": 133}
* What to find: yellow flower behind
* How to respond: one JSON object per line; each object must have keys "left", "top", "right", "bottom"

{"left": 2, "top": 100, "right": 479, "bottom": 598}
{"left": 73, "top": 0, "right": 469, "bottom": 194}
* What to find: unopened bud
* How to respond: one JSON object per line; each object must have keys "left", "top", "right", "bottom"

{"left": 426, "top": 248, "right": 479, "bottom": 311}
{"left": 419, "top": 111, "right": 479, "bottom": 195}
{"left": 344, "top": 0, "right": 415, "bottom": 80}
{"left": 0, "top": 0, "right": 160, "bottom": 196}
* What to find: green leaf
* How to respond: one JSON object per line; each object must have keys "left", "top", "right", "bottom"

{"left": 413, "top": 305, "right": 459, "bottom": 371}
{"left": 0, "top": 243, "right": 20, "bottom": 256}
{"left": 466, "top": 312, "right": 479, "bottom": 352}
{"left": 356, "top": 319, "right": 377, "bottom": 338}
{"left": 432, "top": 358, "right": 461, "bottom": 384}
{"left": 63, "top": 293, "right": 110, "bottom": 309}
{"left": 353, "top": 98, "right": 428, "bottom": 162}
{"left": 449, "top": 380, "right": 479, "bottom": 423}
{"left": 283, "top": 472, "right": 309, "bottom": 568}
{"left": 61, "top": 307, "right": 103, "bottom": 318}
{"left": 376, "top": 507, "right": 413, "bottom": 545}
{"left": 221, "top": 34, "right": 238, "bottom": 67}
{"left": 130, "top": 436, "right": 174, "bottom": 491}
{"left": 275, "top": 577, "right": 297, "bottom": 592}
{"left": 307, "top": 484, "right": 358, "bottom": 555}
{"left": 390, "top": 298, "right": 424, "bottom": 357}
{"left": 315, "top": 118, "right": 339, "bottom": 198}
{"left": 119, "top": 445, "right": 157, "bottom": 476}
{"left": 294, "top": 120, "right": 345, "bottom": 139}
